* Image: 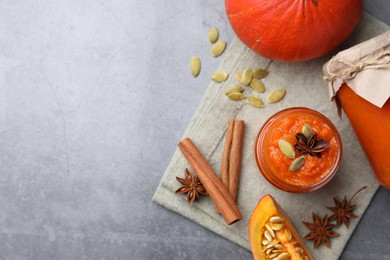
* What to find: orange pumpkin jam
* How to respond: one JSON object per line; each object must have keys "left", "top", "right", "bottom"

{"left": 255, "top": 108, "right": 342, "bottom": 192}
{"left": 264, "top": 115, "right": 338, "bottom": 187}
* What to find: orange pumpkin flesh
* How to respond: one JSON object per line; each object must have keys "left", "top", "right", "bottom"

{"left": 225, "top": 0, "right": 362, "bottom": 62}
{"left": 249, "top": 194, "right": 312, "bottom": 260}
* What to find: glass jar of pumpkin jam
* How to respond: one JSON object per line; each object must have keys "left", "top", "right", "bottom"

{"left": 255, "top": 107, "right": 342, "bottom": 193}
{"left": 337, "top": 83, "right": 390, "bottom": 188}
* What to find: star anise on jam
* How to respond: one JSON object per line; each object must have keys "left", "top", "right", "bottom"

{"left": 175, "top": 168, "right": 207, "bottom": 204}
{"left": 295, "top": 132, "right": 330, "bottom": 158}
{"left": 326, "top": 186, "right": 367, "bottom": 228}
{"left": 302, "top": 213, "right": 339, "bottom": 248}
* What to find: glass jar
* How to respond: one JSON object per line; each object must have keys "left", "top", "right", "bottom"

{"left": 337, "top": 83, "right": 390, "bottom": 188}
{"left": 254, "top": 107, "right": 343, "bottom": 193}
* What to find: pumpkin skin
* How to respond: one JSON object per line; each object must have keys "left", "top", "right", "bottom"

{"left": 249, "top": 194, "right": 312, "bottom": 260}
{"left": 225, "top": 0, "right": 362, "bottom": 62}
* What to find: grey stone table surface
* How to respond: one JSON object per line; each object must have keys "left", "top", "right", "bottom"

{"left": 0, "top": 0, "right": 389, "bottom": 259}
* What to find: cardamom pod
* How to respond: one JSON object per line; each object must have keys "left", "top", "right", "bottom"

{"left": 248, "top": 94, "right": 264, "bottom": 108}
{"left": 211, "top": 40, "right": 226, "bottom": 57}
{"left": 208, "top": 27, "right": 219, "bottom": 43}
{"left": 225, "top": 85, "right": 244, "bottom": 96}
{"left": 252, "top": 68, "right": 268, "bottom": 79}
{"left": 228, "top": 92, "right": 245, "bottom": 101}
{"left": 278, "top": 139, "right": 295, "bottom": 159}
{"left": 289, "top": 156, "right": 305, "bottom": 172}
{"left": 190, "top": 56, "right": 201, "bottom": 77}
{"left": 249, "top": 78, "right": 265, "bottom": 93}
{"left": 266, "top": 88, "right": 286, "bottom": 103}
{"left": 211, "top": 71, "right": 229, "bottom": 83}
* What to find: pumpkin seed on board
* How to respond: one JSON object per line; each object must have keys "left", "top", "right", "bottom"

{"left": 228, "top": 92, "right": 245, "bottom": 101}
{"left": 289, "top": 156, "right": 305, "bottom": 172}
{"left": 250, "top": 78, "right": 265, "bottom": 93}
{"left": 190, "top": 56, "right": 201, "bottom": 77}
{"left": 267, "top": 88, "right": 286, "bottom": 103}
{"left": 252, "top": 68, "right": 268, "bottom": 79}
{"left": 248, "top": 94, "right": 264, "bottom": 108}
{"left": 211, "top": 40, "right": 227, "bottom": 57}
{"left": 235, "top": 71, "right": 246, "bottom": 85}
{"left": 225, "top": 85, "right": 244, "bottom": 96}
{"left": 208, "top": 27, "right": 219, "bottom": 43}
{"left": 278, "top": 139, "right": 295, "bottom": 159}
{"left": 211, "top": 71, "right": 229, "bottom": 82}
{"left": 242, "top": 68, "right": 252, "bottom": 85}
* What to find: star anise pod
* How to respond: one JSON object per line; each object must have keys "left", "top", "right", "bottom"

{"left": 175, "top": 168, "right": 207, "bottom": 204}
{"left": 302, "top": 213, "right": 339, "bottom": 248}
{"left": 295, "top": 132, "right": 330, "bottom": 158}
{"left": 326, "top": 186, "right": 367, "bottom": 228}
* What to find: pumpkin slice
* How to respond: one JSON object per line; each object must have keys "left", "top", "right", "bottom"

{"left": 249, "top": 194, "right": 313, "bottom": 260}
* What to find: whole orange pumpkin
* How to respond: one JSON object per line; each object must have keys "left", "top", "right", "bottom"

{"left": 225, "top": 0, "right": 362, "bottom": 62}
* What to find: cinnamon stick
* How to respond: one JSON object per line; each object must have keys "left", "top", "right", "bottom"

{"left": 220, "top": 120, "right": 235, "bottom": 190}
{"left": 178, "top": 138, "right": 242, "bottom": 225}
{"left": 228, "top": 120, "right": 245, "bottom": 202}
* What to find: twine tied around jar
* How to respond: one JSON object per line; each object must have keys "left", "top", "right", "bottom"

{"left": 324, "top": 45, "right": 390, "bottom": 82}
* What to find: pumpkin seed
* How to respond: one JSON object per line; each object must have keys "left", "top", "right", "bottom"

{"left": 262, "top": 240, "right": 270, "bottom": 246}
{"left": 275, "top": 252, "right": 290, "bottom": 260}
{"left": 234, "top": 71, "right": 244, "bottom": 84}
{"left": 271, "top": 223, "right": 284, "bottom": 231}
{"left": 225, "top": 85, "right": 244, "bottom": 96}
{"left": 265, "top": 224, "right": 275, "bottom": 238}
{"left": 267, "top": 88, "right": 286, "bottom": 103}
{"left": 250, "top": 78, "right": 265, "bottom": 93}
{"left": 228, "top": 92, "right": 245, "bottom": 101}
{"left": 302, "top": 124, "right": 313, "bottom": 138}
{"left": 248, "top": 94, "right": 265, "bottom": 108}
{"left": 278, "top": 139, "right": 295, "bottom": 159}
{"left": 252, "top": 68, "right": 268, "bottom": 79}
{"left": 208, "top": 27, "right": 219, "bottom": 43}
{"left": 190, "top": 56, "right": 201, "bottom": 77}
{"left": 269, "top": 253, "right": 279, "bottom": 259}
{"left": 211, "top": 40, "right": 226, "bottom": 57}
{"left": 264, "top": 230, "right": 273, "bottom": 241}
{"left": 266, "top": 248, "right": 274, "bottom": 255}
{"left": 270, "top": 216, "right": 284, "bottom": 223}
{"left": 274, "top": 244, "right": 283, "bottom": 250}
{"left": 211, "top": 71, "right": 229, "bottom": 82}
{"left": 289, "top": 156, "right": 305, "bottom": 172}
{"left": 241, "top": 68, "right": 252, "bottom": 85}
{"left": 295, "top": 247, "right": 303, "bottom": 254}
{"left": 266, "top": 243, "right": 275, "bottom": 249}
